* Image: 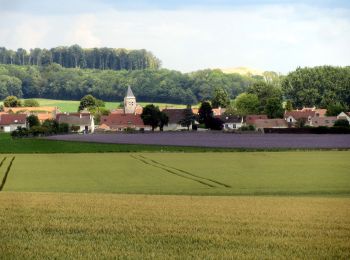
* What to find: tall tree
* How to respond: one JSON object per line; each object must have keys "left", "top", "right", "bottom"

{"left": 211, "top": 87, "right": 230, "bottom": 108}
{"left": 234, "top": 93, "right": 259, "bottom": 116}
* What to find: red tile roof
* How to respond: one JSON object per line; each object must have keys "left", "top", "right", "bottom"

{"left": 163, "top": 109, "right": 186, "bottom": 124}
{"left": 253, "top": 119, "right": 288, "bottom": 128}
{"left": 246, "top": 115, "right": 268, "bottom": 125}
{"left": 100, "top": 114, "right": 146, "bottom": 129}
{"left": 285, "top": 110, "right": 316, "bottom": 120}
{"left": 0, "top": 114, "right": 27, "bottom": 125}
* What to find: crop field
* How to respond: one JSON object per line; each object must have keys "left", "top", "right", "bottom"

{"left": 1, "top": 152, "right": 350, "bottom": 195}
{"left": 1, "top": 151, "right": 349, "bottom": 258}
{"left": 0, "top": 193, "right": 349, "bottom": 259}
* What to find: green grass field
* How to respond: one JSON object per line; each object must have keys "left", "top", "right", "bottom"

{"left": 0, "top": 98, "right": 189, "bottom": 112}
{"left": 1, "top": 152, "right": 350, "bottom": 195}
{"left": 1, "top": 133, "right": 349, "bottom": 258}
{"left": 0, "top": 193, "right": 349, "bottom": 259}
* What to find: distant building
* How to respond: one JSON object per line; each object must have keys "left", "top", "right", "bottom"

{"left": 245, "top": 115, "right": 268, "bottom": 125}
{"left": 124, "top": 86, "right": 137, "bottom": 114}
{"left": 253, "top": 119, "right": 288, "bottom": 130}
{"left": 0, "top": 114, "right": 27, "bottom": 132}
{"left": 4, "top": 106, "right": 59, "bottom": 122}
{"left": 56, "top": 113, "right": 95, "bottom": 133}
{"left": 220, "top": 115, "right": 244, "bottom": 130}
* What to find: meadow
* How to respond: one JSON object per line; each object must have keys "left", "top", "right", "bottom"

{"left": 0, "top": 98, "right": 188, "bottom": 112}
{"left": 1, "top": 152, "right": 350, "bottom": 195}
{"left": 0, "top": 193, "right": 349, "bottom": 259}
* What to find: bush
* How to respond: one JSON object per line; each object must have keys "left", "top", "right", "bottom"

{"left": 58, "top": 123, "right": 69, "bottom": 133}
{"left": 24, "top": 99, "right": 39, "bottom": 107}
{"left": 206, "top": 117, "right": 223, "bottom": 131}
{"left": 29, "top": 126, "right": 49, "bottom": 137}
{"left": 334, "top": 119, "right": 349, "bottom": 128}
{"left": 11, "top": 127, "right": 29, "bottom": 138}
{"left": 240, "top": 125, "right": 255, "bottom": 131}
{"left": 71, "top": 125, "right": 81, "bottom": 132}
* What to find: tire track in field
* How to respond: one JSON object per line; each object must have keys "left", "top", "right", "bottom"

{"left": 0, "top": 157, "right": 6, "bottom": 168}
{"left": 138, "top": 155, "right": 232, "bottom": 188}
{"left": 0, "top": 157, "right": 15, "bottom": 191}
{"left": 130, "top": 155, "right": 216, "bottom": 188}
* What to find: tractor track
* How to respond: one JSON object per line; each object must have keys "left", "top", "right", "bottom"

{"left": 0, "top": 157, "right": 15, "bottom": 191}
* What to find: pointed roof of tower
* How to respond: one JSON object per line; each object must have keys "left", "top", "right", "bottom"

{"left": 126, "top": 85, "right": 135, "bottom": 98}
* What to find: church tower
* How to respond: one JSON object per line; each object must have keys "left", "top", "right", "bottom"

{"left": 124, "top": 86, "right": 137, "bottom": 114}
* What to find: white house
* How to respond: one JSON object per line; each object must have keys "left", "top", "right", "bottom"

{"left": 0, "top": 114, "right": 27, "bottom": 132}
{"left": 56, "top": 113, "right": 95, "bottom": 133}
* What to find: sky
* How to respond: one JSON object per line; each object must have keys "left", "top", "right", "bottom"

{"left": 0, "top": 0, "right": 349, "bottom": 73}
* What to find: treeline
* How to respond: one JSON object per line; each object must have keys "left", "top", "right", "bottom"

{"left": 0, "top": 64, "right": 258, "bottom": 104}
{"left": 282, "top": 66, "right": 350, "bottom": 108}
{"left": 0, "top": 45, "right": 161, "bottom": 70}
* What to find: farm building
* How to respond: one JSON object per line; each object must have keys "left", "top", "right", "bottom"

{"left": 162, "top": 108, "right": 194, "bottom": 131}
{"left": 99, "top": 113, "right": 150, "bottom": 131}
{"left": 0, "top": 114, "right": 27, "bottom": 132}
{"left": 253, "top": 119, "right": 288, "bottom": 130}
{"left": 3, "top": 106, "right": 59, "bottom": 122}
{"left": 56, "top": 113, "right": 95, "bottom": 133}
{"left": 245, "top": 115, "right": 268, "bottom": 125}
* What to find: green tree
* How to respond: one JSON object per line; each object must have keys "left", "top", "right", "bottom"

{"left": 3, "top": 95, "right": 22, "bottom": 107}
{"left": 159, "top": 112, "right": 169, "bottom": 131}
{"left": 198, "top": 101, "right": 213, "bottom": 128}
{"left": 42, "top": 119, "right": 59, "bottom": 133}
{"left": 24, "top": 99, "right": 39, "bottom": 107}
{"left": 78, "top": 94, "right": 98, "bottom": 111}
{"left": 179, "top": 105, "right": 195, "bottom": 130}
{"left": 141, "top": 104, "right": 161, "bottom": 131}
{"left": 27, "top": 115, "right": 40, "bottom": 129}
{"left": 247, "top": 81, "right": 282, "bottom": 113}
{"left": 265, "top": 98, "right": 284, "bottom": 118}
{"left": 285, "top": 100, "right": 293, "bottom": 111}
{"left": 211, "top": 88, "right": 230, "bottom": 108}
{"left": 333, "top": 119, "right": 350, "bottom": 128}
{"left": 326, "top": 102, "right": 347, "bottom": 116}
{"left": 233, "top": 93, "right": 259, "bottom": 116}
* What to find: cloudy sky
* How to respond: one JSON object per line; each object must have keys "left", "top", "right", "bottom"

{"left": 0, "top": 0, "right": 349, "bottom": 73}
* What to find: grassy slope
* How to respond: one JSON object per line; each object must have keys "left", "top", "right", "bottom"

{"left": 0, "top": 193, "right": 349, "bottom": 259}
{"left": 0, "top": 98, "right": 188, "bottom": 112}
{"left": 2, "top": 152, "right": 350, "bottom": 195}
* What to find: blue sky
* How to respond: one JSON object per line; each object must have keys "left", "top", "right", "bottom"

{"left": 0, "top": 0, "right": 349, "bottom": 73}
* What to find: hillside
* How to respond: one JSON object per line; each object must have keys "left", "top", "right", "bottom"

{"left": 220, "top": 66, "right": 265, "bottom": 76}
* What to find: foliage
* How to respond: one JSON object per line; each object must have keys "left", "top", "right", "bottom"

{"left": 198, "top": 101, "right": 213, "bottom": 127}
{"left": 3, "top": 95, "right": 22, "bottom": 107}
{"left": 211, "top": 87, "right": 230, "bottom": 108}
{"left": 179, "top": 105, "right": 195, "bottom": 130}
{"left": 206, "top": 117, "right": 224, "bottom": 130}
{"left": 265, "top": 98, "right": 284, "bottom": 118}
{"left": 247, "top": 81, "right": 282, "bottom": 113}
{"left": 282, "top": 66, "right": 350, "bottom": 108}
{"left": 0, "top": 64, "right": 259, "bottom": 104}
{"left": 27, "top": 115, "right": 40, "bottom": 128}
{"left": 285, "top": 100, "right": 293, "bottom": 111}
{"left": 23, "top": 99, "right": 39, "bottom": 107}
{"left": 0, "top": 45, "right": 161, "bottom": 70}
{"left": 334, "top": 119, "right": 350, "bottom": 128}
{"left": 240, "top": 125, "right": 256, "bottom": 131}
{"left": 71, "top": 125, "right": 81, "bottom": 132}
{"left": 42, "top": 119, "right": 60, "bottom": 133}
{"left": 326, "top": 102, "right": 347, "bottom": 116}
{"left": 78, "top": 94, "right": 102, "bottom": 111}
{"left": 0, "top": 75, "right": 22, "bottom": 99}
{"left": 233, "top": 93, "right": 259, "bottom": 116}
{"left": 141, "top": 104, "right": 167, "bottom": 131}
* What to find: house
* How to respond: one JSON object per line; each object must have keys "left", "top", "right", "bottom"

{"left": 337, "top": 112, "right": 350, "bottom": 123}
{"left": 99, "top": 113, "right": 150, "bottom": 131}
{"left": 284, "top": 110, "right": 316, "bottom": 125}
{"left": 253, "top": 119, "right": 288, "bottom": 130}
{"left": 220, "top": 115, "right": 243, "bottom": 130}
{"left": 245, "top": 115, "right": 268, "bottom": 125}
{"left": 212, "top": 107, "right": 226, "bottom": 116}
{"left": 162, "top": 109, "right": 192, "bottom": 131}
{"left": 310, "top": 116, "right": 337, "bottom": 127}
{"left": 4, "top": 106, "right": 60, "bottom": 122}
{"left": 56, "top": 113, "right": 95, "bottom": 133}
{"left": 0, "top": 114, "right": 27, "bottom": 132}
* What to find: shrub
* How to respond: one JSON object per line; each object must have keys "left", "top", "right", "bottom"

{"left": 334, "top": 119, "right": 350, "bottom": 128}
{"left": 71, "top": 125, "right": 81, "bottom": 132}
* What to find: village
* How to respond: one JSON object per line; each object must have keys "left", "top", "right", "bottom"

{"left": 1, "top": 85, "right": 350, "bottom": 135}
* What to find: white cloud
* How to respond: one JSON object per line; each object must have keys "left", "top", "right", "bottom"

{"left": 0, "top": 4, "right": 349, "bottom": 73}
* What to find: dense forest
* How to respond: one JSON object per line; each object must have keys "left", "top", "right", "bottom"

{"left": 0, "top": 63, "right": 261, "bottom": 104}
{"left": 0, "top": 45, "right": 161, "bottom": 70}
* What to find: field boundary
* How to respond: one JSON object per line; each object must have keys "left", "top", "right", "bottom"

{"left": 0, "top": 157, "right": 15, "bottom": 191}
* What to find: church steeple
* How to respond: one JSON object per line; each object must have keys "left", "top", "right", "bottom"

{"left": 124, "top": 86, "right": 137, "bottom": 114}
{"left": 126, "top": 85, "right": 135, "bottom": 98}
